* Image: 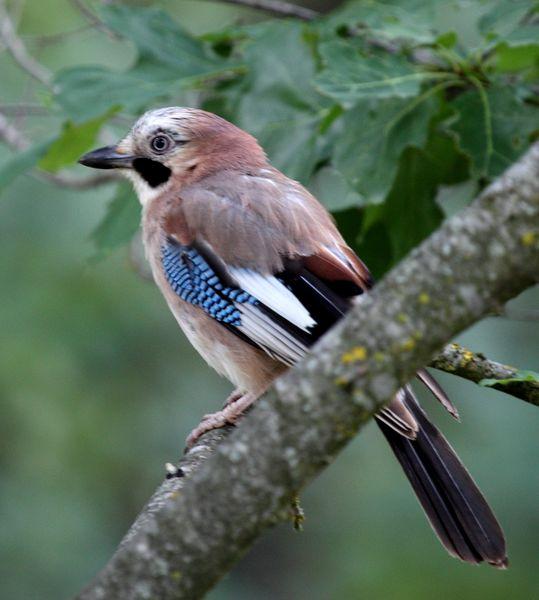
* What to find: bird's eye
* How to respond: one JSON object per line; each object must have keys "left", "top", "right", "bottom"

{"left": 151, "top": 135, "right": 171, "bottom": 153}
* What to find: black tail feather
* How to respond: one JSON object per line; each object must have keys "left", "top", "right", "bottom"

{"left": 377, "top": 387, "right": 507, "bottom": 568}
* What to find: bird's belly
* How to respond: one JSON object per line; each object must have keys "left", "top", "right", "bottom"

{"left": 162, "top": 285, "right": 284, "bottom": 393}
{"left": 143, "top": 226, "right": 285, "bottom": 393}
{"left": 174, "top": 301, "right": 247, "bottom": 383}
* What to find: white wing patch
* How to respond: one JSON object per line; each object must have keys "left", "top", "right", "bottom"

{"left": 238, "top": 304, "right": 309, "bottom": 366}
{"left": 229, "top": 267, "right": 316, "bottom": 332}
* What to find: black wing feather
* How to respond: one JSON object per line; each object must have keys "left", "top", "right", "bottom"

{"left": 378, "top": 388, "right": 507, "bottom": 567}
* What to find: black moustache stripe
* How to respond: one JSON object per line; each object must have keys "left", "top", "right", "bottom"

{"left": 133, "top": 158, "right": 172, "bottom": 188}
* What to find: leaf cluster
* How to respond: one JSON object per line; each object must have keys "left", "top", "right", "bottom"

{"left": 2, "top": 0, "right": 538, "bottom": 272}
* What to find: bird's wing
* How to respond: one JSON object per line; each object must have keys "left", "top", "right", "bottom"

{"left": 161, "top": 170, "right": 413, "bottom": 436}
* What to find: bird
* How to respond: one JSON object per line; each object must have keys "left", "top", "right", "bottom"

{"left": 79, "top": 106, "right": 507, "bottom": 568}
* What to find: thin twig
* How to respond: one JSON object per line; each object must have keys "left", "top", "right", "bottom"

{"left": 431, "top": 343, "right": 539, "bottom": 406}
{"left": 38, "top": 170, "right": 118, "bottom": 189}
{"left": 0, "top": 111, "right": 27, "bottom": 150}
{"left": 69, "top": 0, "right": 120, "bottom": 38}
{"left": 0, "top": 103, "right": 49, "bottom": 116}
{"left": 199, "top": 0, "right": 318, "bottom": 21}
{"left": 0, "top": 110, "right": 118, "bottom": 189}
{"left": 22, "top": 25, "right": 93, "bottom": 47}
{"left": 0, "top": 0, "right": 53, "bottom": 87}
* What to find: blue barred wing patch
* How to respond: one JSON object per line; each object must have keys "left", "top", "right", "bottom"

{"left": 162, "top": 241, "right": 258, "bottom": 326}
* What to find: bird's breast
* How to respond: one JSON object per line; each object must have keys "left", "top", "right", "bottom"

{"left": 142, "top": 219, "right": 283, "bottom": 392}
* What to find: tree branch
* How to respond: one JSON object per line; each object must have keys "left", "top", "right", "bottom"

{"left": 77, "top": 142, "right": 539, "bottom": 599}
{"left": 0, "top": 103, "right": 50, "bottom": 117}
{"left": 69, "top": 0, "right": 120, "bottom": 38}
{"left": 0, "top": 110, "right": 118, "bottom": 189}
{"left": 0, "top": 111, "right": 26, "bottom": 151}
{"left": 431, "top": 343, "right": 539, "bottom": 407}
{"left": 38, "top": 170, "right": 118, "bottom": 189}
{"left": 0, "top": 0, "right": 53, "bottom": 87}
{"left": 0, "top": 1, "right": 118, "bottom": 190}
{"left": 199, "top": 0, "right": 319, "bottom": 21}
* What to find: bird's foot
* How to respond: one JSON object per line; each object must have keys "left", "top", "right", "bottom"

{"left": 221, "top": 388, "right": 244, "bottom": 409}
{"left": 185, "top": 391, "right": 256, "bottom": 449}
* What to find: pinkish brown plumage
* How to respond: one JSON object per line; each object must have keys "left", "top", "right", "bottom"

{"left": 79, "top": 107, "right": 507, "bottom": 568}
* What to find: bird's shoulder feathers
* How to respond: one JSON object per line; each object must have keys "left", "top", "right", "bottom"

{"left": 161, "top": 168, "right": 363, "bottom": 276}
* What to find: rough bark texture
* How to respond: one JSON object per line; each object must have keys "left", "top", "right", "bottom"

{"left": 77, "top": 143, "right": 539, "bottom": 600}
{"left": 431, "top": 343, "right": 539, "bottom": 406}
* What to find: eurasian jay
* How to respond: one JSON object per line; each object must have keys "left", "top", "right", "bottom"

{"left": 80, "top": 107, "right": 507, "bottom": 568}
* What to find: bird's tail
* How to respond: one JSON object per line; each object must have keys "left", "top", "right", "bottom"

{"left": 377, "top": 387, "right": 507, "bottom": 568}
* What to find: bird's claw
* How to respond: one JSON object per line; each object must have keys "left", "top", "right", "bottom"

{"left": 184, "top": 392, "right": 256, "bottom": 449}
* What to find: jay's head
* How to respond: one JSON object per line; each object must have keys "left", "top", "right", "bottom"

{"left": 79, "top": 107, "right": 267, "bottom": 203}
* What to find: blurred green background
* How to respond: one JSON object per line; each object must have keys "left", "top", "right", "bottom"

{"left": 1, "top": 1, "right": 538, "bottom": 599}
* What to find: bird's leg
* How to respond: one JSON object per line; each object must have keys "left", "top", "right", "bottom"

{"left": 185, "top": 390, "right": 257, "bottom": 448}
{"left": 221, "top": 388, "right": 245, "bottom": 409}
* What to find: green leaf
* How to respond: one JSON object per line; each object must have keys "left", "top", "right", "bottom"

{"left": 316, "top": 41, "right": 447, "bottom": 105}
{"left": 353, "top": 212, "right": 393, "bottom": 278}
{"left": 308, "top": 166, "right": 364, "bottom": 212}
{"left": 480, "top": 370, "right": 539, "bottom": 387}
{"left": 493, "top": 42, "right": 539, "bottom": 73}
{"left": 0, "top": 139, "right": 53, "bottom": 194}
{"left": 38, "top": 107, "right": 119, "bottom": 173}
{"left": 449, "top": 84, "right": 539, "bottom": 178}
{"left": 100, "top": 5, "right": 226, "bottom": 75}
{"left": 505, "top": 24, "right": 539, "bottom": 46}
{"left": 481, "top": 2, "right": 539, "bottom": 75}
{"left": 376, "top": 146, "right": 445, "bottom": 262}
{"left": 91, "top": 183, "right": 141, "bottom": 257}
{"left": 436, "top": 31, "right": 458, "bottom": 49}
{"left": 326, "top": 0, "right": 438, "bottom": 44}
{"left": 55, "top": 6, "right": 240, "bottom": 120}
{"left": 333, "top": 94, "right": 435, "bottom": 202}
{"left": 235, "top": 22, "right": 328, "bottom": 182}
{"left": 54, "top": 66, "right": 172, "bottom": 121}
{"left": 357, "top": 131, "right": 468, "bottom": 267}
{"left": 479, "top": 1, "right": 536, "bottom": 40}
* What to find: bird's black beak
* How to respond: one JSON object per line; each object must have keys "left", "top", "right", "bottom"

{"left": 78, "top": 145, "right": 134, "bottom": 170}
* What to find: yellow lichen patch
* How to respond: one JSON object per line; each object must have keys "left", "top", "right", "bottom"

{"left": 397, "top": 313, "right": 409, "bottom": 323}
{"left": 460, "top": 349, "right": 474, "bottom": 367}
{"left": 418, "top": 292, "right": 430, "bottom": 304}
{"left": 171, "top": 571, "right": 182, "bottom": 582}
{"left": 341, "top": 346, "right": 367, "bottom": 363}
{"left": 334, "top": 422, "right": 356, "bottom": 439}
{"left": 401, "top": 338, "right": 416, "bottom": 352}
{"left": 334, "top": 376, "right": 350, "bottom": 387}
{"left": 520, "top": 231, "right": 536, "bottom": 246}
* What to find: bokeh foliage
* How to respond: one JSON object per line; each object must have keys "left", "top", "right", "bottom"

{"left": 2, "top": 0, "right": 538, "bottom": 275}
{"left": 1, "top": 1, "right": 539, "bottom": 599}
